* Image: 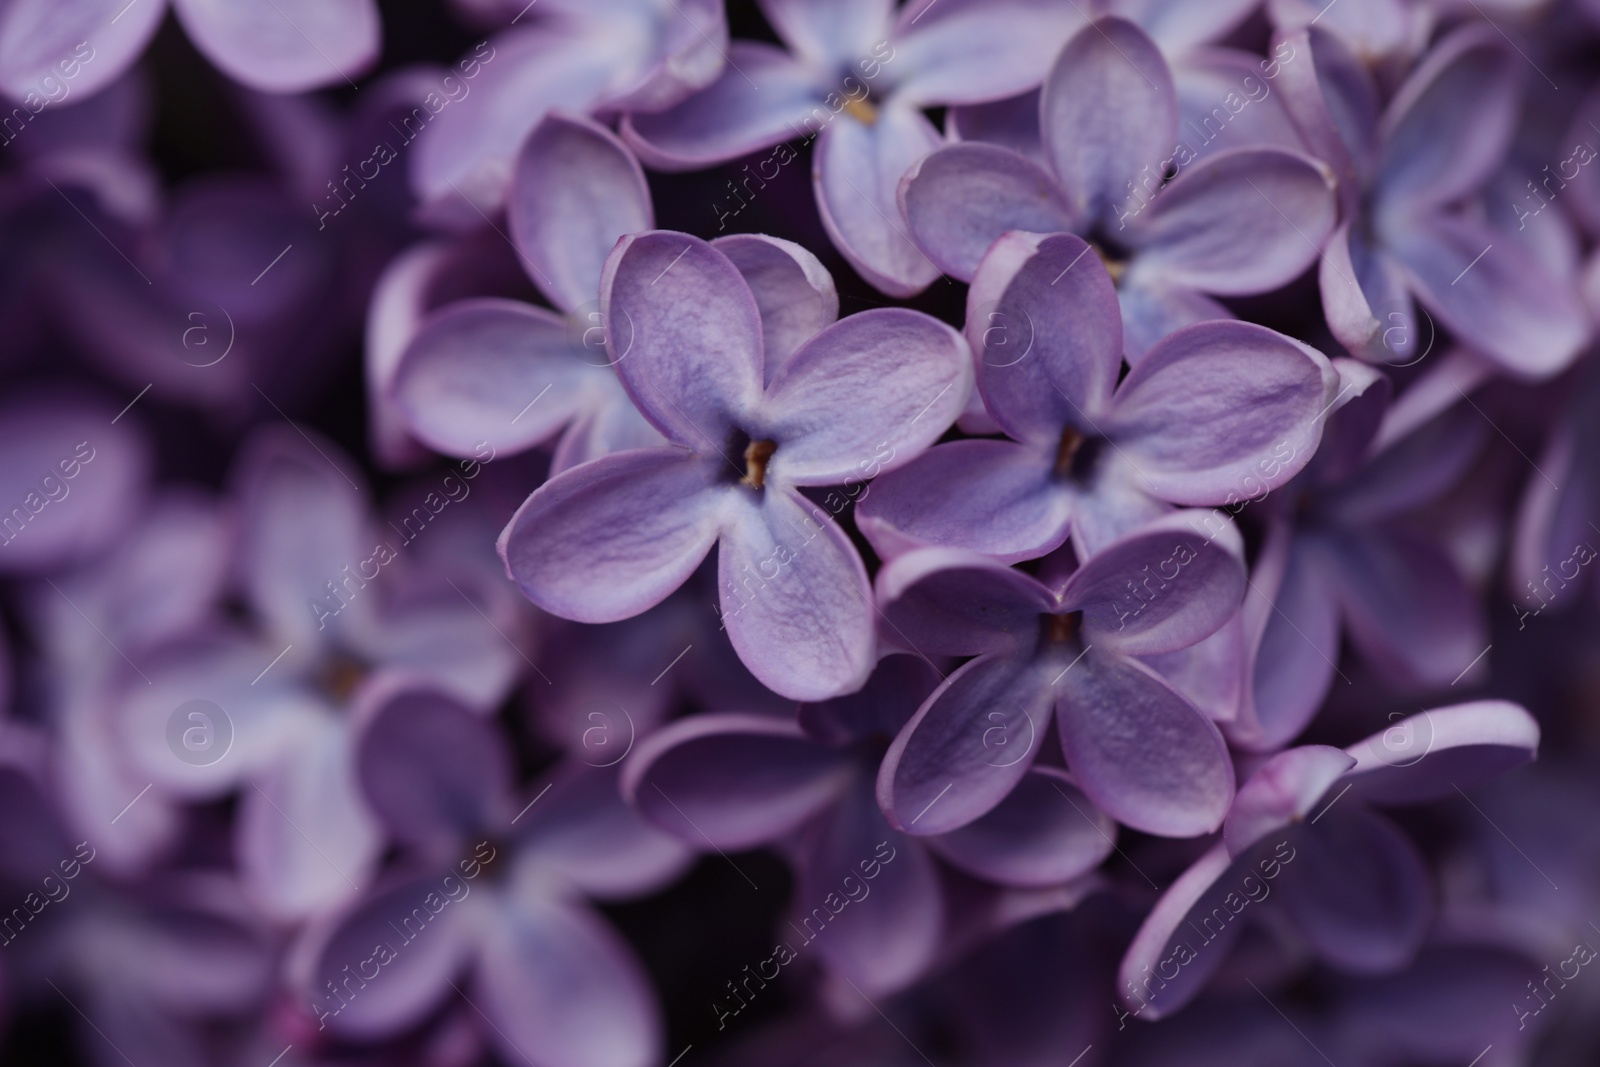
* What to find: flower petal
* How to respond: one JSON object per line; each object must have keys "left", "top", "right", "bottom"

{"left": 813, "top": 104, "right": 944, "bottom": 296}
{"left": 900, "top": 142, "right": 1079, "bottom": 281}
{"left": 1224, "top": 745, "right": 1356, "bottom": 856}
{"left": 1116, "top": 841, "right": 1246, "bottom": 1020}
{"left": 759, "top": 0, "right": 893, "bottom": 71}
{"left": 508, "top": 112, "right": 654, "bottom": 314}
{"left": 1342, "top": 701, "right": 1539, "bottom": 806}
{"left": 602, "top": 231, "right": 765, "bottom": 446}
{"left": 1056, "top": 650, "right": 1233, "bottom": 837}
{"left": 711, "top": 233, "right": 839, "bottom": 374}
{"left": 879, "top": 653, "right": 1055, "bottom": 835}
{"left": 1116, "top": 279, "right": 1234, "bottom": 365}
{"left": 763, "top": 308, "right": 970, "bottom": 485}
{"left": 718, "top": 486, "right": 876, "bottom": 700}
{"left": 891, "top": 0, "right": 1086, "bottom": 107}
{"left": 874, "top": 545, "right": 1055, "bottom": 656}
{"left": 498, "top": 447, "right": 723, "bottom": 623}
{"left": 390, "top": 299, "right": 598, "bottom": 458}
{"left": 1041, "top": 17, "right": 1177, "bottom": 224}
{"left": 171, "top": 0, "right": 379, "bottom": 93}
{"left": 620, "top": 713, "right": 852, "bottom": 850}
{"left": 1113, "top": 0, "right": 1259, "bottom": 53}
{"left": 0, "top": 0, "right": 163, "bottom": 104}
{"left": 1319, "top": 221, "right": 1420, "bottom": 364}
{"left": 1108, "top": 320, "right": 1335, "bottom": 505}
{"left": 926, "top": 767, "right": 1116, "bottom": 887}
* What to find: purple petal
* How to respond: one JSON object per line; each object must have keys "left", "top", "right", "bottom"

{"left": 0, "top": 0, "right": 163, "bottom": 105}
{"left": 1171, "top": 47, "right": 1309, "bottom": 160}
{"left": 1342, "top": 701, "right": 1540, "bottom": 806}
{"left": 171, "top": 0, "right": 379, "bottom": 92}
{"left": 719, "top": 486, "right": 877, "bottom": 700}
{"left": 891, "top": 0, "right": 1086, "bottom": 107}
{"left": 813, "top": 105, "right": 944, "bottom": 296}
{"left": 1112, "top": 0, "right": 1259, "bottom": 52}
{"left": 760, "top": 0, "right": 893, "bottom": 71}
{"left": 1062, "top": 508, "right": 1246, "bottom": 655}
{"left": 1319, "top": 221, "right": 1420, "bottom": 364}
{"left": 1271, "top": 27, "right": 1380, "bottom": 196}
{"left": 621, "top": 713, "right": 853, "bottom": 850}
{"left": 390, "top": 299, "right": 597, "bottom": 458}
{"left": 900, "top": 142, "right": 1078, "bottom": 281}
{"left": 763, "top": 308, "right": 969, "bottom": 485}
{"left": 1116, "top": 279, "right": 1235, "bottom": 365}
{"left": 508, "top": 112, "right": 653, "bottom": 314}
{"left": 1123, "top": 147, "right": 1336, "bottom": 295}
{"left": 621, "top": 42, "right": 822, "bottom": 169}
{"left": 1224, "top": 745, "right": 1355, "bottom": 856}
{"left": 603, "top": 231, "right": 765, "bottom": 446}
{"left": 1116, "top": 841, "right": 1245, "bottom": 1021}
{"left": 1307, "top": 357, "right": 1390, "bottom": 484}
{"left": 856, "top": 438, "right": 1071, "bottom": 564}
{"left": 945, "top": 89, "right": 1044, "bottom": 165}
{"left": 1139, "top": 614, "right": 1245, "bottom": 724}
{"left": 878, "top": 653, "right": 1055, "bottom": 834}
{"left": 1041, "top": 17, "right": 1176, "bottom": 224}
{"left": 711, "top": 233, "right": 839, "bottom": 374}
{"left": 875, "top": 545, "right": 1055, "bottom": 656}
{"left": 1108, "top": 320, "right": 1335, "bottom": 505}
{"left": 799, "top": 652, "right": 941, "bottom": 744}
{"left": 550, "top": 384, "right": 669, "bottom": 475}
{"left": 498, "top": 448, "right": 723, "bottom": 623}
{"left": 926, "top": 767, "right": 1116, "bottom": 887}
{"left": 1056, "top": 650, "right": 1234, "bottom": 836}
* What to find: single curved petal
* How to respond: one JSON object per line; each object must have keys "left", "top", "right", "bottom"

{"left": 718, "top": 486, "right": 875, "bottom": 700}
{"left": 1307, "top": 357, "right": 1390, "bottom": 484}
{"left": 926, "top": 767, "right": 1115, "bottom": 887}
{"left": 711, "top": 233, "right": 838, "bottom": 374}
{"left": 899, "top": 142, "right": 1079, "bottom": 281}
{"left": 508, "top": 112, "right": 654, "bottom": 314}
{"left": 891, "top": 0, "right": 1086, "bottom": 107}
{"left": 1041, "top": 17, "right": 1177, "bottom": 225}
{"left": 1056, "top": 650, "right": 1233, "bottom": 837}
{"left": 1139, "top": 613, "right": 1245, "bottom": 724}
{"left": 879, "top": 653, "right": 1055, "bottom": 835}
{"left": 798, "top": 652, "right": 941, "bottom": 744}
{"left": 498, "top": 447, "right": 723, "bottom": 623}
{"left": 763, "top": 307, "right": 970, "bottom": 484}
{"left": 620, "top": 713, "right": 853, "bottom": 850}
{"left": 856, "top": 438, "right": 1071, "bottom": 565}
{"left": 171, "top": 0, "right": 379, "bottom": 93}
{"left": 549, "top": 384, "right": 668, "bottom": 475}
{"left": 758, "top": 0, "right": 893, "bottom": 72}
{"left": 1116, "top": 278, "right": 1235, "bottom": 365}
{"left": 813, "top": 104, "right": 943, "bottom": 296}
{"left": 602, "top": 231, "right": 765, "bottom": 446}
{"left": 1171, "top": 47, "right": 1309, "bottom": 160}
{"left": 1116, "top": 841, "right": 1245, "bottom": 1021}
{"left": 1109, "top": 320, "right": 1334, "bottom": 504}
{"left": 0, "top": 0, "right": 165, "bottom": 105}
{"left": 945, "top": 89, "right": 1044, "bottom": 164}
{"left": 1224, "top": 745, "right": 1355, "bottom": 856}
{"left": 1272, "top": 27, "right": 1380, "bottom": 199}
{"left": 1123, "top": 147, "right": 1335, "bottom": 295}
{"left": 1319, "top": 221, "right": 1420, "bottom": 364}
{"left": 874, "top": 545, "right": 1055, "bottom": 656}
{"left": 390, "top": 299, "right": 598, "bottom": 458}
{"left": 1112, "top": 0, "right": 1259, "bottom": 53}
{"left": 1342, "top": 701, "right": 1539, "bottom": 806}
{"left": 621, "top": 41, "right": 823, "bottom": 169}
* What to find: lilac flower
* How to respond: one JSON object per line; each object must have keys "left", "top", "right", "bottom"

{"left": 1226, "top": 362, "right": 1490, "bottom": 752}
{"left": 302, "top": 683, "right": 687, "bottom": 1067}
{"left": 1277, "top": 23, "right": 1590, "bottom": 376}
{"left": 873, "top": 510, "right": 1246, "bottom": 839}
{"left": 498, "top": 230, "right": 971, "bottom": 700}
{"left": 900, "top": 17, "right": 1337, "bottom": 358}
{"left": 858, "top": 232, "right": 1337, "bottom": 563}
{"left": 623, "top": 0, "right": 1086, "bottom": 295}
{"left": 411, "top": 0, "right": 727, "bottom": 223}
{"left": 1118, "top": 701, "right": 1538, "bottom": 1020}
{"left": 0, "top": 0, "right": 379, "bottom": 100}
{"left": 117, "top": 427, "right": 521, "bottom": 919}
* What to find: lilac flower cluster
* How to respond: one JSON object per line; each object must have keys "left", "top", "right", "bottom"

{"left": 4, "top": 1, "right": 1600, "bottom": 1065}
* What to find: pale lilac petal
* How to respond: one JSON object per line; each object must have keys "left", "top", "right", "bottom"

{"left": 1139, "top": 614, "right": 1245, "bottom": 724}
{"left": 1510, "top": 423, "right": 1593, "bottom": 610}
{"left": 798, "top": 652, "right": 941, "bottom": 744}
{"left": 763, "top": 308, "right": 969, "bottom": 484}
{"left": 1122, "top": 148, "right": 1335, "bottom": 294}
{"left": 596, "top": 0, "right": 726, "bottom": 114}
{"left": 1172, "top": 48, "right": 1308, "bottom": 159}
{"left": 508, "top": 112, "right": 653, "bottom": 314}
{"left": 602, "top": 231, "right": 765, "bottom": 445}
{"left": 1109, "top": 320, "right": 1335, "bottom": 504}
{"left": 796, "top": 775, "right": 941, "bottom": 994}
{"left": 899, "top": 143, "right": 1077, "bottom": 281}
{"left": 1056, "top": 651, "right": 1233, "bottom": 837}
{"left": 874, "top": 546, "right": 1055, "bottom": 656}
{"left": 813, "top": 105, "right": 944, "bottom": 296}
{"left": 856, "top": 439, "right": 1071, "bottom": 564}
{"left": 549, "top": 385, "right": 667, "bottom": 474}
{"left": 1272, "top": 27, "right": 1381, "bottom": 191}
{"left": 891, "top": 0, "right": 1086, "bottom": 106}
{"left": 1319, "top": 222, "right": 1419, "bottom": 364}
{"left": 1116, "top": 279, "right": 1234, "bottom": 364}
{"left": 1041, "top": 17, "right": 1176, "bottom": 224}
{"left": 1111, "top": 0, "right": 1259, "bottom": 53}
{"left": 1224, "top": 745, "right": 1355, "bottom": 856}
{"left": 1342, "top": 701, "right": 1540, "bottom": 806}
{"left": 711, "top": 233, "right": 839, "bottom": 374}
{"left": 1116, "top": 841, "right": 1244, "bottom": 1020}
{"left": 172, "top": 0, "right": 379, "bottom": 93}
{"left": 498, "top": 448, "right": 723, "bottom": 623}
{"left": 474, "top": 894, "right": 659, "bottom": 1067}
{"left": 926, "top": 767, "right": 1116, "bottom": 887}
{"left": 0, "top": 0, "right": 163, "bottom": 105}
{"left": 879, "top": 653, "right": 1056, "bottom": 834}
{"left": 1308, "top": 357, "right": 1390, "bottom": 484}
{"left": 1062, "top": 509, "right": 1246, "bottom": 655}
{"left": 945, "top": 90, "right": 1044, "bottom": 164}
{"left": 621, "top": 713, "right": 853, "bottom": 850}
{"left": 759, "top": 0, "right": 893, "bottom": 71}
{"left": 390, "top": 299, "right": 598, "bottom": 458}
{"left": 969, "top": 231, "right": 1124, "bottom": 444}
{"left": 1275, "top": 805, "right": 1430, "bottom": 972}
{"left": 621, "top": 42, "right": 823, "bottom": 169}
{"left": 1383, "top": 213, "right": 1589, "bottom": 380}
{"left": 719, "top": 486, "right": 875, "bottom": 700}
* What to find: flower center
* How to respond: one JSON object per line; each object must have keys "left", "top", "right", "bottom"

{"left": 1054, "top": 427, "right": 1086, "bottom": 476}
{"left": 742, "top": 438, "right": 777, "bottom": 490}
{"left": 843, "top": 95, "right": 878, "bottom": 125}
{"left": 315, "top": 653, "right": 369, "bottom": 703}
{"left": 1041, "top": 611, "right": 1081, "bottom": 646}
{"left": 1091, "top": 242, "right": 1126, "bottom": 284}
